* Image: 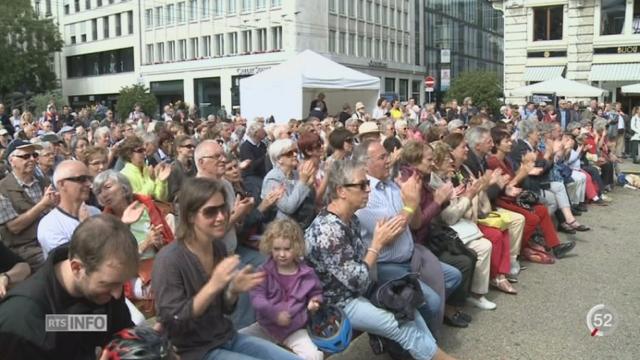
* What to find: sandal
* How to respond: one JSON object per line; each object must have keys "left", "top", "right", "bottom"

{"left": 558, "top": 222, "right": 577, "bottom": 234}
{"left": 490, "top": 277, "right": 518, "bottom": 295}
{"left": 567, "top": 220, "right": 590, "bottom": 232}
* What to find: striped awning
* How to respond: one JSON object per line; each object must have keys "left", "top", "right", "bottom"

{"left": 523, "top": 66, "right": 565, "bottom": 81}
{"left": 589, "top": 63, "right": 640, "bottom": 81}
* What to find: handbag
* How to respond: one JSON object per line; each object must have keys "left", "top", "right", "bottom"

{"left": 477, "top": 211, "right": 511, "bottom": 231}
{"left": 515, "top": 190, "right": 540, "bottom": 210}
{"left": 449, "top": 218, "right": 484, "bottom": 244}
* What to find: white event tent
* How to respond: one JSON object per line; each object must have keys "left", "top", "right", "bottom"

{"left": 240, "top": 50, "right": 380, "bottom": 122}
{"left": 509, "top": 77, "right": 608, "bottom": 98}
{"left": 621, "top": 83, "right": 640, "bottom": 94}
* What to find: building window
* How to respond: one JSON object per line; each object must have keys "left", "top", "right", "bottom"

{"left": 242, "top": 0, "right": 251, "bottom": 12}
{"left": 115, "top": 14, "right": 121, "bottom": 36}
{"left": 242, "top": 30, "right": 252, "bottom": 52}
{"left": 390, "top": 41, "right": 395, "bottom": 61}
{"left": 339, "top": 32, "right": 346, "bottom": 54}
{"left": 214, "top": 34, "right": 224, "bottom": 55}
{"left": 271, "top": 0, "right": 282, "bottom": 7}
{"left": 80, "top": 34, "right": 86, "bottom": 42}
{"left": 256, "top": 28, "right": 267, "bottom": 51}
{"left": 64, "top": 2, "right": 70, "bottom": 15}
{"left": 357, "top": 35, "right": 364, "bottom": 56}
{"left": 194, "top": 77, "right": 221, "bottom": 117}
{"left": 155, "top": 6, "right": 164, "bottom": 26}
{"left": 348, "top": 0, "right": 355, "bottom": 17}
{"left": 256, "top": 0, "right": 266, "bottom": 10}
{"left": 227, "top": 0, "right": 236, "bottom": 14}
{"left": 213, "top": 0, "right": 222, "bottom": 16}
{"left": 189, "top": 0, "right": 197, "bottom": 20}
{"left": 367, "top": 1, "right": 373, "bottom": 21}
{"left": 201, "top": 36, "right": 211, "bottom": 57}
{"left": 92, "top": 19, "right": 98, "bottom": 40}
{"left": 329, "top": 0, "right": 336, "bottom": 13}
{"left": 229, "top": 32, "right": 238, "bottom": 54}
{"left": 74, "top": 0, "right": 80, "bottom": 12}
{"left": 382, "top": 40, "right": 387, "bottom": 59}
{"left": 339, "top": 0, "right": 346, "bottom": 15}
{"left": 390, "top": 8, "right": 395, "bottom": 26}
{"left": 600, "top": 0, "right": 625, "bottom": 35}
{"left": 399, "top": 79, "right": 408, "bottom": 101}
{"left": 382, "top": 6, "right": 387, "bottom": 25}
{"left": 146, "top": 44, "right": 154, "bottom": 64}
{"left": 85, "top": 0, "right": 91, "bottom": 10}
{"left": 71, "top": 36, "right": 77, "bottom": 44}
{"left": 271, "top": 26, "right": 282, "bottom": 50}
{"left": 375, "top": 4, "right": 380, "bottom": 22}
{"left": 128, "top": 11, "right": 133, "bottom": 34}
{"left": 103, "top": 16, "right": 109, "bottom": 38}
{"left": 348, "top": 33, "right": 355, "bottom": 55}
{"left": 168, "top": 40, "right": 176, "bottom": 61}
{"left": 366, "top": 37, "right": 372, "bottom": 57}
{"left": 167, "top": 4, "right": 175, "bottom": 24}
{"left": 385, "top": 78, "right": 395, "bottom": 92}
{"left": 190, "top": 37, "right": 199, "bottom": 58}
{"left": 156, "top": 42, "right": 165, "bottom": 62}
{"left": 411, "top": 80, "right": 421, "bottom": 102}
{"left": 202, "top": 0, "right": 210, "bottom": 18}
{"left": 66, "top": 47, "right": 134, "bottom": 78}
{"left": 329, "top": 30, "right": 336, "bottom": 52}
{"left": 97, "top": 0, "right": 102, "bottom": 6}
{"left": 533, "top": 6, "right": 563, "bottom": 41}
{"left": 634, "top": 0, "right": 640, "bottom": 34}
{"left": 145, "top": 9, "right": 153, "bottom": 28}
{"left": 357, "top": 0, "right": 364, "bottom": 19}
{"left": 177, "top": 2, "right": 186, "bottom": 22}
{"left": 178, "top": 39, "right": 187, "bottom": 60}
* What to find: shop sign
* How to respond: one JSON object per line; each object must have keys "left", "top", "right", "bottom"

{"left": 235, "top": 66, "right": 271, "bottom": 75}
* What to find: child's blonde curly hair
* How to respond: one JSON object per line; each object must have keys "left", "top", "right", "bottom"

{"left": 259, "top": 218, "right": 306, "bottom": 259}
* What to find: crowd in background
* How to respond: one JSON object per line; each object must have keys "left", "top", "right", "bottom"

{"left": 0, "top": 92, "right": 635, "bottom": 360}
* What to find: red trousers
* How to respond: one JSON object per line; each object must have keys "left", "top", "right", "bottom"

{"left": 581, "top": 170, "right": 598, "bottom": 201}
{"left": 496, "top": 199, "right": 560, "bottom": 248}
{"left": 478, "top": 224, "right": 511, "bottom": 278}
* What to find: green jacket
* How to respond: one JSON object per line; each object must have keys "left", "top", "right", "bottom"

{"left": 120, "top": 162, "right": 168, "bottom": 202}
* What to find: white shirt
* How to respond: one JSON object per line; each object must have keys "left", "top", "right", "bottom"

{"left": 37, "top": 205, "right": 101, "bottom": 259}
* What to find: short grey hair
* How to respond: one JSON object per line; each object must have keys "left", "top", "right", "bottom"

{"left": 272, "top": 124, "right": 289, "bottom": 139}
{"left": 247, "top": 122, "right": 264, "bottom": 138}
{"left": 94, "top": 126, "right": 111, "bottom": 140}
{"left": 593, "top": 117, "right": 608, "bottom": 132}
{"left": 394, "top": 120, "right": 408, "bottom": 131}
{"left": 537, "top": 122, "right": 554, "bottom": 137}
{"left": 326, "top": 158, "right": 366, "bottom": 202}
{"left": 345, "top": 118, "right": 359, "bottom": 128}
{"left": 352, "top": 139, "right": 377, "bottom": 164}
{"left": 268, "top": 138, "right": 295, "bottom": 164}
{"left": 36, "top": 141, "right": 54, "bottom": 154}
{"left": 465, "top": 126, "right": 490, "bottom": 150}
{"left": 567, "top": 121, "right": 581, "bottom": 132}
{"left": 93, "top": 169, "right": 133, "bottom": 202}
{"left": 142, "top": 132, "right": 157, "bottom": 145}
{"left": 518, "top": 119, "right": 539, "bottom": 140}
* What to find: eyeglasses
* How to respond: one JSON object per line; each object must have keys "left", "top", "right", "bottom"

{"left": 180, "top": 144, "right": 195, "bottom": 149}
{"left": 61, "top": 175, "right": 93, "bottom": 184}
{"left": 280, "top": 150, "right": 298, "bottom": 158}
{"left": 201, "top": 152, "right": 225, "bottom": 161}
{"left": 342, "top": 180, "right": 370, "bottom": 191}
{"left": 132, "top": 147, "right": 145, "bottom": 153}
{"left": 12, "top": 153, "right": 39, "bottom": 160}
{"left": 200, "top": 204, "right": 228, "bottom": 219}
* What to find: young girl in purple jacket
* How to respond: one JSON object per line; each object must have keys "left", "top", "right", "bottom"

{"left": 241, "top": 219, "right": 324, "bottom": 360}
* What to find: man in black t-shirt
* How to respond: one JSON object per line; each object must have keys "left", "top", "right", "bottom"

{"left": 0, "top": 242, "right": 30, "bottom": 299}
{"left": 0, "top": 214, "right": 139, "bottom": 360}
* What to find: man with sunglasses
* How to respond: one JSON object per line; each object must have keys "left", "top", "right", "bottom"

{"left": 0, "top": 140, "right": 57, "bottom": 272}
{"left": 37, "top": 160, "right": 100, "bottom": 259}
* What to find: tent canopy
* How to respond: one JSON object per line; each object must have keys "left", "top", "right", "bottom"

{"left": 240, "top": 50, "right": 380, "bottom": 122}
{"left": 509, "top": 77, "right": 608, "bottom": 98}
{"left": 621, "top": 83, "right": 640, "bottom": 94}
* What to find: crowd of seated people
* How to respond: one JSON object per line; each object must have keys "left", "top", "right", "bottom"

{"left": 0, "top": 97, "right": 627, "bottom": 359}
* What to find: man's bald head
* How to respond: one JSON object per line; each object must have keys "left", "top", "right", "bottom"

{"left": 53, "top": 160, "right": 93, "bottom": 203}
{"left": 194, "top": 139, "right": 225, "bottom": 178}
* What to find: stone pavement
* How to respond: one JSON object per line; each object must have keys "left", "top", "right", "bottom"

{"left": 332, "top": 187, "right": 640, "bottom": 360}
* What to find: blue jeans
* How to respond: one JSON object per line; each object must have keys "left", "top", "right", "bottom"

{"left": 231, "top": 245, "right": 266, "bottom": 329}
{"left": 202, "top": 333, "right": 302, "bottom": 360}
{"left": 344, "top": 297, "right": 437, "bottom": 360}
{"left": 377, "top": 261, "right": 461, "bottom": 330}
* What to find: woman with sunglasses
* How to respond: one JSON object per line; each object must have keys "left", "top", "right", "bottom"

{"left": 118, "top": 136, "right": 171, "bottom": 202}
{"left": 168, "top": 135, "right": 197, "bottom": 202}
{"left": 151, "top": 178, "right": 302, "bottom": 360}
{"left": 262, "top": 139, "right": 317, "bottom": 230}
{"left": 93, "top": 170, "right": 174, "bottom": 317}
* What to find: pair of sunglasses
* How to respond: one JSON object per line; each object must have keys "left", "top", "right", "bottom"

{"left": 13, "top": 153, "right": 39, "bottom": 160}
{"left": 342, "top": 180, "right": 370, "bottom": 191}
{"left": 200, "top": 204, "right": 228, "bottom": 219}
{"left": 61, "top": 175, "right": 93, "bottom": 183}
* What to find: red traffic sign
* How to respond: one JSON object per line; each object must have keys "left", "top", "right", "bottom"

{"left": 424, "top": 76, "right": 435, "bottom": 88}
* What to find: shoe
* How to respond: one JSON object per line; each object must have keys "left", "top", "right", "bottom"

{"left": 467, "top": 296, "right": 497, "bottom": 310}
{"left": 510, "top": 259, "right": 521, "bottom": 275}
{"left": 490, "top": 277, "right": 518, "bottom": 295}
{"left": 552, "top": 241, "right": 576, "bottom": 259}
{"left": 601, "top": 194, "right": 613, "bottom": 202}
{"left": 567, "top": 220, "right": 590, "bottom": 231}
{"left": 506, "top": 273, "right": 518, "bottom": 283}
{"left": 444, "top": 312, "right": 469, "bottom": 328}
{"left": 577, "top": 203, "right": 588, "bottom": 212}
{"left": 591, "top": 198, "right": 608, "bottom": 206}
{"left": 456, "top": 311, "right": 472, "bottom": 323}
{"left": 558, "top": 222, "right": 577, "bottom": 234}
{"left": 571, "top": 205, "right": 583, "bottom": 215}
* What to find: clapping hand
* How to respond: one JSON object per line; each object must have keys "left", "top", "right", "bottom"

{"left": 121, "top": 201, "right": 144, "bottom": 225}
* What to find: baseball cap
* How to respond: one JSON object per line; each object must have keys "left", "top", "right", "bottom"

{"left": 358, "top": 121, "right": 380, "bottom": 138}
{"left": 41, "top": 133, "right": 63, "bottom": 144}
{"left": 6, "top": 139, "right": 42, "bottom": 160}
{"left": 59, "top": 125, "right": 76, "bottom": 135}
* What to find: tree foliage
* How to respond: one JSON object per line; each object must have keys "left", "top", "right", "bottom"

{"left": 0, "top": 0, "right": 63, "bottom": 99}
{"left": 31, "top": 90, "right": 67, "bottom": 116}
{"left": 116, "top": 84, "right": 158, "bottom": 121}
{"left": 444, "top": 71, "right": 503, "bottom": 115}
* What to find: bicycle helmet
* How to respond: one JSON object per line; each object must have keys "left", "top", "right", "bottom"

{"left": 102, "top": 326, "right": 175, "bottom": 360}
{"left": 307, "top": 304, "right": 352, "bottom": 353}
